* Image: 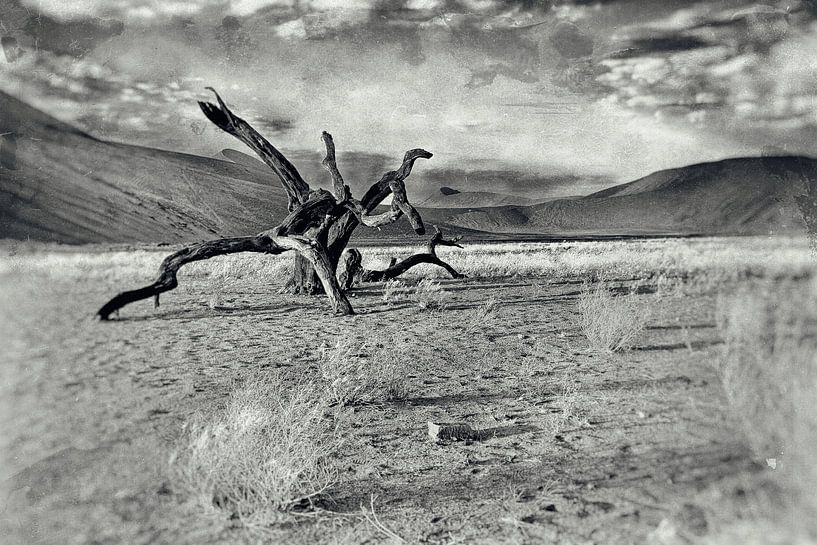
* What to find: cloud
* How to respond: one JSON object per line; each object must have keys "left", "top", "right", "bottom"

{"left": 1, "top": 0, "right": 124, "bottom": 58}
{"left": 549, "top": 20, "right": 593, "bottom": 58}
{"left": 598, "top": 1, "right": 817, "bottom": 134}
{"left": 229, "top": 0, "right": 294, "bottom": 17}
{"left": 17, "top": 0, "right": 226, "bottom": 21}
{"left": 16, "top": 0, "right": 550, "bottom": 23}
{"left": 3, "top": 0, "right": 808, "bottom": 188}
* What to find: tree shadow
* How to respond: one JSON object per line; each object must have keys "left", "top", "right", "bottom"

{"left": 107, "top": 303, "right": 306, "bottom": 322}
{"left": 646, "top": 323, "right": 715, "bottom": 331}
{"left": 632, "top": 340, "right": 723, "bottom": 352}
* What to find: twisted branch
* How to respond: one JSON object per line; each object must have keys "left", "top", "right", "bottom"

{"left": 199, "top": 87, "right": 310, "bottom": 211}
{"left": 97, "top": 229, "right": 353, "bottom": 320}
{"left": 320, "top": 131, "right": 350, "bottom": 202}
{"left": 340, "top": 226, "right": 466, "bottom": 285}
{"left": 97, "top": 235, "right": 282, "bottom": 320}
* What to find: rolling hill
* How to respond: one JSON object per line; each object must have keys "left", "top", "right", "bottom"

{"left": 439, "top": 156, "right": 817, "bottom": 236}
{"left": 2, "top": 90, "right": 815, "bottom": 243}
{"left": 0, "top": 91, "right": 298, "bottom": 243}
{"left": 0, "top": 91, "right": 444, "bottom": 244}
{"left": 415, "top": 186, "right": 546, "bottom": 208}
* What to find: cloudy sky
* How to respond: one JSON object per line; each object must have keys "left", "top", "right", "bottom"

{"left": 2, "top": 0, "right": 816, "bottom": 197}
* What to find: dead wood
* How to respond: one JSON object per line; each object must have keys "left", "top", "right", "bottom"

{"left": 97, "top": 88, "right": 450, "bottom": 320}
{"left": 337, "top": 248, "right": 362, "bottom": 290}
{"left": 353, "top": 226, "right": 466, "bottom": 283}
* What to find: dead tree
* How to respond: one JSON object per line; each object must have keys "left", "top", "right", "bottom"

{"left": 96, "top": 88, "right": 465, "bottom": 320}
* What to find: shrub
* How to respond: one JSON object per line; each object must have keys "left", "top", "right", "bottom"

{"left": 706, "top": 281, "right": 817, "bottom": 542}
{"left": 318, "top": 337, "right": 411, "bottom": 406}
{"left": 576, "top": 281, "right": 650, "bottom": 352}
{"left": 381, "top": 279, "right": 408, "bottom": 306}
{"left": 169, "top": 376, "right": 340, "bottom": 525}
{"left": 412, "top": 278, "right": 448, "bottom": 311}
{"left": 717, "top": 284, "right": 817, "bottom": 497}
{"left": 464, "top": 297, "right": 498, "bottom": 333}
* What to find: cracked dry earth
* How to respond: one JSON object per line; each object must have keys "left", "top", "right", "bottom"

{"left": 1, "top": 257, "right": 760, "bottom": 544}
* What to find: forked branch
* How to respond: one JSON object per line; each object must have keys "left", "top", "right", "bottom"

{"left": 199, "top": 87, "right": 310, "bottom": 211}
{"left": 359, "top": 149, "right": 433, "bottom": 213}
{"left": 427, "top": 226, "right": 463, "bottom": 256}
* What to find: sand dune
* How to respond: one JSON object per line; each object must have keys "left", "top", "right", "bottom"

{"left": 440, "top": 156, "right": 816, "bottom": 236}
{"left": 2, "top": 90, "right": 814, "bottom": 242}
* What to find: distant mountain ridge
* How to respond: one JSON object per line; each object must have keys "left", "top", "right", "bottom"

{"left": 438, "top": 156, "right": 816, "bottom": 236}
{"left": 1, "top": 90, "right": 814, "bottom": 243}
{"left": 0, "top": 91, "right": 444, "bottom": 243}
{"left": 416, "top": 186, "right": 544, "bottom": 208}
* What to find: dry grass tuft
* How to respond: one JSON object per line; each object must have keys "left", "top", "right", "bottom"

{"left": 540, "top": 376, "right": 595, "bottom": 435}
{"left": 717, "top": 284, "right": 817, "bottom": 492}
{"left": 464, "top": 297, "right": 498, "bottom": 333}
{"left": 711, "top": 280, "right": 817, "bottom": 540}
{"left": 381, "top": 279, "right": 408, "bottom": 306}
{"left": 168, "top": 376, "right": 341, "bottom": 526}
{"left": 412, "top": 278, "right": 448, "bottom": 311}
{"left": 577, "top": 281, "right": 650, "bottom": 352}
{"left": 318, "top": 337, "right": 411, "bottom": 406}
{"left": 206, "top": 276, "right": 228, "bottom": 310}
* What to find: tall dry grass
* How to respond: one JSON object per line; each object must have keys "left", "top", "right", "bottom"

{"left": 577, "top": 281, "right": 652, "bottom": 352}
{"left": 411, "top": 278, "right": 449, "bottom": 311}
{"left": 4, "top": 236, "right": 811, "bottom": 289}
{"left": 381, "top": 279, "right": 408, "bottom": 306}
{"left": 169, "top": 376, "right": 341, "bottom": 526}
{"left": 712, "top": 280, "right": 817, "bottom": 540}
{"left": 318, "top": 337, "right": 411, "bottom": 406}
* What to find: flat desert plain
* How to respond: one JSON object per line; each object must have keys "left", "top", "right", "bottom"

{"left": 1, "top": 236, "right": 815, "bottom": 545}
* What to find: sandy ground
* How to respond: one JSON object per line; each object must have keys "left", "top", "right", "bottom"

{"left": 0, "top": 253, "right": 770, "bottom": 544}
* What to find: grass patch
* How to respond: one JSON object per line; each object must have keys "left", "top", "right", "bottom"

{"left": 709, "top": 280, "right": 817, "bottom": 540}
{"left": 463, "top": 297, "right": 498, "bottom": 334}
{"left": 576, "top": 281, "right": 650, "bottom": 352}
{"left": 412, "top": 278, "right": 448, "bottom": 311}
{"left": 381, "top": 279, "right": 408, "bottom": 306}
{"left": 169, "top": 375, "right": 341, "bottom": 526}
{"left": 318, "top": 337, "right": 411, "bottom": 406}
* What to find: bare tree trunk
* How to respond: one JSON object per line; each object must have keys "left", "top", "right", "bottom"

{"left": 289, "top": 254, "right": 324, "bottom": 295}
{"left": 337, "top": 248, "right": 362, "bottom": 290}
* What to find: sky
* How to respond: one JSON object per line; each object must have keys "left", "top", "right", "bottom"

{"left": 1, "top": 0, "right": 817, "bottom": 198}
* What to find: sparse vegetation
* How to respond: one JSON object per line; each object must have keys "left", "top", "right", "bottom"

{"left": 3, "top": 236, "right": 811, "bottom": 289}
{"left": 381, "top": 279, "right": 408, "bottom": 306}
{"left": 714, "top": 281, "right": 817, "bottom": 539}
{"left": 538, "top": 375, "right": 595, "bottom": 435}
{"left": 318, "top": 337, "right": 411, "bottom": 406}
{"left": 5, "top": 236, "right": 817, "bottom": 544}
{"left": 168, "top": 376, "right": 341, "bottom": 525}
{"left": 576, "top": 280, "right": 650, "bottom": 352}
{"left": 464, "top": 297, "right": 498, "bottom": 333}
{"left": 411, "top": 277, "right": 448, "bottom": 311}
